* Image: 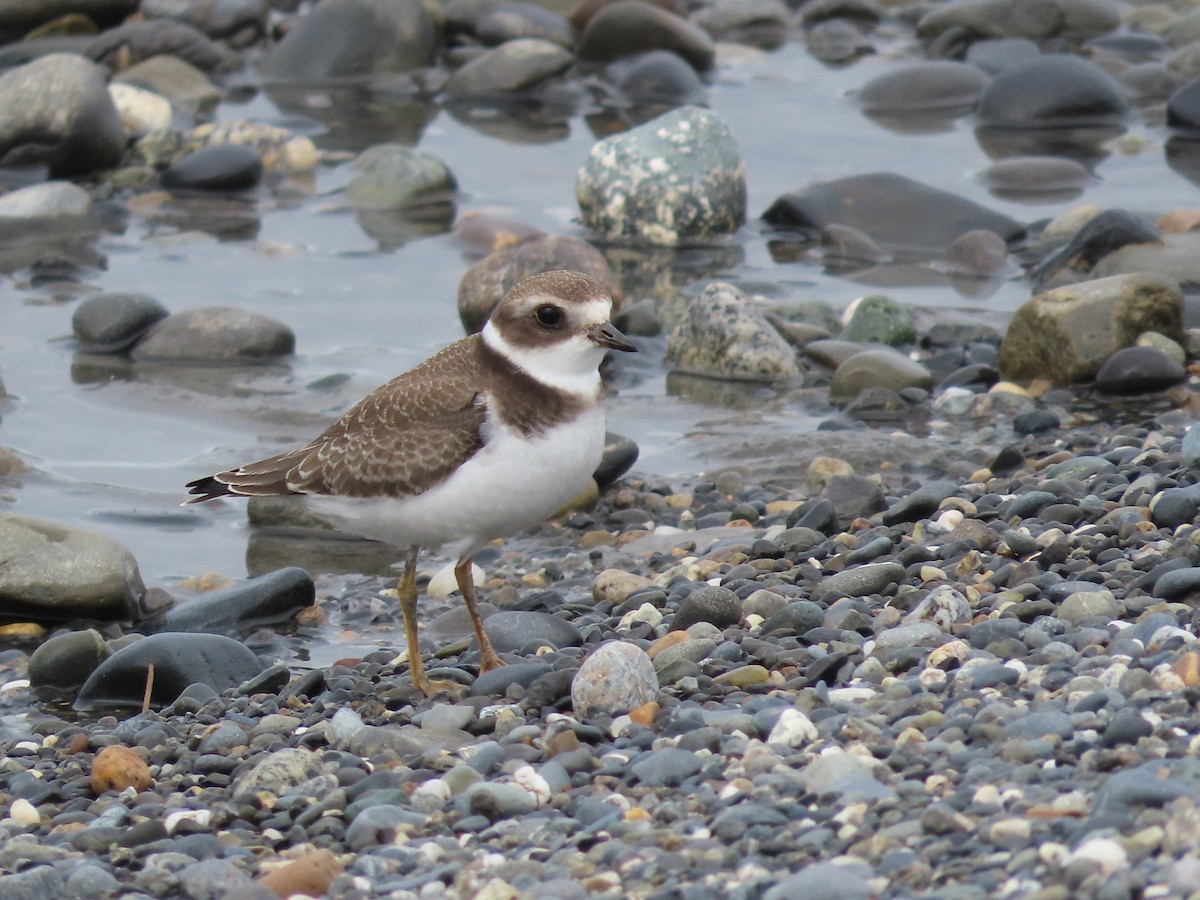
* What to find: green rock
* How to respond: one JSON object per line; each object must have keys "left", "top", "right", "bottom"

{"left": 840, "top": 294, "right": 916, "bottom": 345}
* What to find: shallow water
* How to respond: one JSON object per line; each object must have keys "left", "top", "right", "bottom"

{"left": 0, "top": 38, "right": 1189, "bottom": 590}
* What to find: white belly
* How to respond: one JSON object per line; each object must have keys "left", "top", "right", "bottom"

{"left": 305, "top": 406, "right": 606, "bottom": 556}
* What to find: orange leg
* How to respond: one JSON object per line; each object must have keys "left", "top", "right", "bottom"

{"left": 397, "top": 546, "right": 456, "bottom": 697}
{"left": 455, "top": 556, "right": 504, "bottom": 673}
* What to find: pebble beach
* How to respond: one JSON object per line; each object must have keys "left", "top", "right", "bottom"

{"left": 7, "top": 0, "right": 1200, "bottom": 898}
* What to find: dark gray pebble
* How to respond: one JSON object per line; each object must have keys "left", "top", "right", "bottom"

{"left": 142, "top": 567, "right": 314, "bottom": 635}
{"left": 161, "top": 143, "right": 264, "bottom": 191}
{"left": 672, "top": 585, "right": 742, "bottom": 631}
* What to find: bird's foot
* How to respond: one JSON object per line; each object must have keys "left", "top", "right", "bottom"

{"left": 479, "top": 650, "right": 506, "bottom": 674}
{"left": 412, "top": 675, "right": 468, "bottom": 699}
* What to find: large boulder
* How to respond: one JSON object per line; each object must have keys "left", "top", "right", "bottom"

{"left": 998, "top": 273, "right": 1184, "bottom": 385}
{"left": 0, "top": 54, "right": 126, "bottom": 176}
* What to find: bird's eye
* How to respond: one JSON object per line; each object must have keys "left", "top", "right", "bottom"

{"left": 534, "top": 305, "right": 564, "bottom": 327}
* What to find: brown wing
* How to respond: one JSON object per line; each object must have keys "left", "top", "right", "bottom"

{"left": 186, "top": 337, "right": 488, "bottom": 502}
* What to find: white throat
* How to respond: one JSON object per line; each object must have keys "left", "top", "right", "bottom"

{"left": 482, "top": 319, "right": 605, "bottom": 397}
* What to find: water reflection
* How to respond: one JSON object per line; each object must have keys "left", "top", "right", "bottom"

{"left": 354, "top": 201, "right": 457, "bottom": 250}
{"left": 264, "top": 83, "right": 439, "bottom": 152}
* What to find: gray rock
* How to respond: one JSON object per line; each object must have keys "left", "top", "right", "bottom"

{"left": 0, "top": 0, "right": 137, "bottom": 31}
{"left": 0, "top": 54, "right": 125, "bottom": 176}
{"left": 462, "top": 782, "right": 538, "bottom": 818}
{"left": 0, "top": 866, "right": 66, "bottom": 900}
{"left": 759, "top": 601, "right": 824, "bottom": 636}
{"left": 115, "top": 55, "right": 223, "bottom": 114}
{"left": 232, "top": 746, "right": 324, "bottom": 798}
{"left": 132, "top": 307, "right": 295, "bottom": 361}
{"left": 87, "top": 19, "right": 232, "bottom": 72}
{"left": 764, "top": 861, "right": 872, "bottom": 900}
{"left": 178, "top": 859, "right": 254, "bottom": 900}
{"left": 859, "top": 60, "right": 989, "bottom": 115}
{"left": 345, "top": 144, "right": 456, "bottom": 211}
{"left": 840, "top": 294, "right": 917, "bottom": 346}
{"left": 998, "top": 273, "right": 1183, "bottom": 385}
{"left": 672, "top": 585, "right": 742, "bottom": 631}
{"left": 576, "top": 105, "right": 746, "bottom": 246}
{"left": 444, "top": 38, "right": 573, "bottom": 95}
{"left": 457, "top": 235, "right": 619, "bottom": 333}
{"left": 0, "top": 182, "right": 92, "bottom": 219}
{"left": 1004, "top": 710, "right": 1073, "bottom": 740}
{"left": 28, "top": 628, "right": 110, "bottom": 689}
{"left": 73, "top": 293, "right": 171, "bottom": 352}
{"left": 572, "top": 640, "right": 658, "bottom": 719}
{"left": 75, "top": 632, "right": 265, "bottom": 710}
{"left": 142, "top": 567, "right": 315, "bottom": 635}
{"left": 161, "top": 143, "right": 263, "bottom": 191}
{"left": 346, "top": 804, "right": 426, "bottom": 850}
{"left": 830, "top": 348, "right": 933, "bottom": 399}
{"left": 630, "top": 747, "right": 702, "bottom": 786}
{"left": 264, "top": 0, "right": 438, "bottom": 80}
{"left": 813, "top": 562, "right": 905, "bottom": 604}
{"left": 763, "top": 172, "right": 1024, "bottom": 257}
{"left": 1058, "top": 589, "right": 1121, "bottom": 622}
{"left": 477, "top": 2, "right": 574, "bottom": 47}
{"left": 0, "top": 512, "right": 146, "bottom": 620}
{"left": 692, "top": 0, "right": 789, "bottom": 41}
{"left": 481, "top": 610, "right": 583, "bottom": 653}
{"left": 577, "top": 1, "right": 715, "bottom": 71}
{"left": 978, "top": 53, "right": 1128, "bottom": 126}
{"left": 821, "top": 473, "right": 886, "bottom": 522}
{"left": 652, "top": 638, "right": 716, "bottom": 675}
{"left": 1094, "top": 346, "right": 1186, "bottom": 394}
{"left": 666, "top": 282, "right": 800, "bottom": 382}
{"left": 142, "top": 0, "right": 270, "bottom": 41}
{"left": 609, "top": 49, "right": 705, "bottom": 106}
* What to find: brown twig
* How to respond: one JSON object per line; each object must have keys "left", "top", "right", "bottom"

{"left": 142, "top": 663, "right": 154, "bottom": 714}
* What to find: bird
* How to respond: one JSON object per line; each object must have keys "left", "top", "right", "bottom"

{"left": 184, "top": 270, "right": 636, "bottom": 696}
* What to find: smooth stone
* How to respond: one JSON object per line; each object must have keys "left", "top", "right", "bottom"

{"left": 763, "top": 172, "right": 1024, "bottom": 257}
{"left": 822, "top": 473, "right": 886, "bottom": 522}
{"left": 457, "top": 235, "right": 619, "bottom": 333}
{"left": 1058, "top": 589, "right": 1121, "bottom": 623}
{"left": 75, "top": 632, "right": 265, "bottom": 710}
{"left": 965, "top": 36, "right": 1041, "bottom": 75}
{"left": 1031, "top": 209, "right": 1161, "bottom": 291}
{"left": 1168, "top": 73, "right": 1200, "bottom": 129}
{"left": 651, "top": 638, "right": 716, "bottom": 673}
{"left": 1094, "top": 346, "right": 1186, "bottom": 394}
{"left": 444, "top": 38, "right": 573, "bottom": 95}
{"left": 998, "top": 273, "right": 1183, "bottom": 385}
{"left": 1151, "top": 565, "right": 1200, "bottom": 600}
{"left": 577, "top": 1, "right": 715, "bottom": 71}
{"left": 1005, "top": 710, "right": 1073, "bottom": 740}
{"left": 882, "top": 480, "right": 958, "bottom": 525}
{"left": 73, "top": 293, "right": 171, "bottom": 352}
{"left": 742, "top": 589, "right": 789, "bottom": 619}
{"left": 0, "top": 54, "right": 125, "bottom": 176}
{"left": 27, "top": 628, "right": 110, "bottom": 689}
{"left": 461, "top": 782, "right": 537, "bottom": 818}
{"left": 263, "top": 0, "right": 438, "bottom": 80}
{"left": 630, "top": 747, "right": 702, "bottom": 786}
{"left": 142, "top": 567, "right": 315, "bottom": 635}
{"left": 759, "top": 601, "right": 824, "bottom": 636}
{"left": 115, "top": 54, "right": 223, "bottom": 113}
{"left": 576, "top": 105, "right": 746, "bottom": 246}
{"left": 1152, "top": 487, "right": 1200, "bottom": 530}
{"left": 143, "top": 0, "right": 270, "bottom": 41}
{"left": 672, "top": 585, "right": 742, "bottom": 631}
{"left": 572, "top": 640, "right": 659, "bottom": 719}
{"left": 470, "top": 662, "right": 552, "bottom": 696}
{"left": 666, "top": 282, "right": 800, "bottom": 382}
{"left": 594, "top": 432, "right": 639, "bottom": 486}
{"left": 132, "top": 307, "right": 295, "bottom": 360}
{"left": 812, "top": 562, "right": 905, "bottom": 604}
{"left": 0, "top": 512, "right": 146, "bottom": 621}
{"left": 86, "top": 19, "right": 230, "bottom": 71}
{"left": 476, "top": 2, "right": 574, "bottom": 48}
{"left": 608, "top": 49, "right": 705, "bottom": 106}
{"left": 763, "top": 861, "right": 872, "bottom": 900}
{"left": 858, "top": 60, "right": 989, "bottom": 114}
{"left": 1102, "top": 708, "right": 1153, "bottom": 747}
{"left": 346, "top": 804, "right": 426, "bottom": 849}
{"left": 692, "top": 0, "right": 788, "bottom": 41}
{"left": 161, "top": 143, "right": 263, "bottom": 191}
{"left": 840, "top": 294, "right": 916, "bottom": 346}
{"left": 232, "top": 746, "right": 324, "bottom": 798}
{"left": 109, "top": 82, "right": 173, "bottom": 136}
{"left": 481, "top": 611, "right": 583, "bottom": 653}
{"left": 0, "top": 182, "right": 92, "bottom": 219}
{"left": 0, "top": 867, "right": 66, "bottom": 900}
{"left": 982, "top": 155, "right": 1092, "bottom": 197}
{"left": 830, "top": 348, "right": 933, "bottom": 399}
{"left": 345, "top": 143, "right": 456, "bottom": 210}
{"left": 178, "top": 859, "right": 254, "bottom": 898}
{"left": 977, "top": 53, "right": 1128, "bottom": 126}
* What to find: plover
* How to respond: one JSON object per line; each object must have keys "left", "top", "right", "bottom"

{"left": 185, "top": 270, "right": 636, "bottom": 696}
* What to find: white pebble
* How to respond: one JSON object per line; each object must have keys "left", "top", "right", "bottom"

{"left": 165, "top": 808, "right": 211, "bottom": 834}
{"left": 511, "top": 765, "right": 551, "bottom": 806}
{"left": 411, "top": 779, "right": 450, "bottom": 810}
{"left": 766, "top": 708, "right": 818, "bottom": 748}
{"left": 427, "top": 561, "right": 483, "bottom": 598}
{"left": 9, "top": 799, "right": 39, "bottom": 827}
{"left": 1070, "top": 836, "right": 1129, "bottom": 875}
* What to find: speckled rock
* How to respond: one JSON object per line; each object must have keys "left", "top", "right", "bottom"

{"left": 576, "top": 105, "right": 746, "bottom": 246}
{"left": 572, "top": 641, "right": 659, "bottom": 719}
{"left": 666, "top": 282, "right": 801, "bottom": 382}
